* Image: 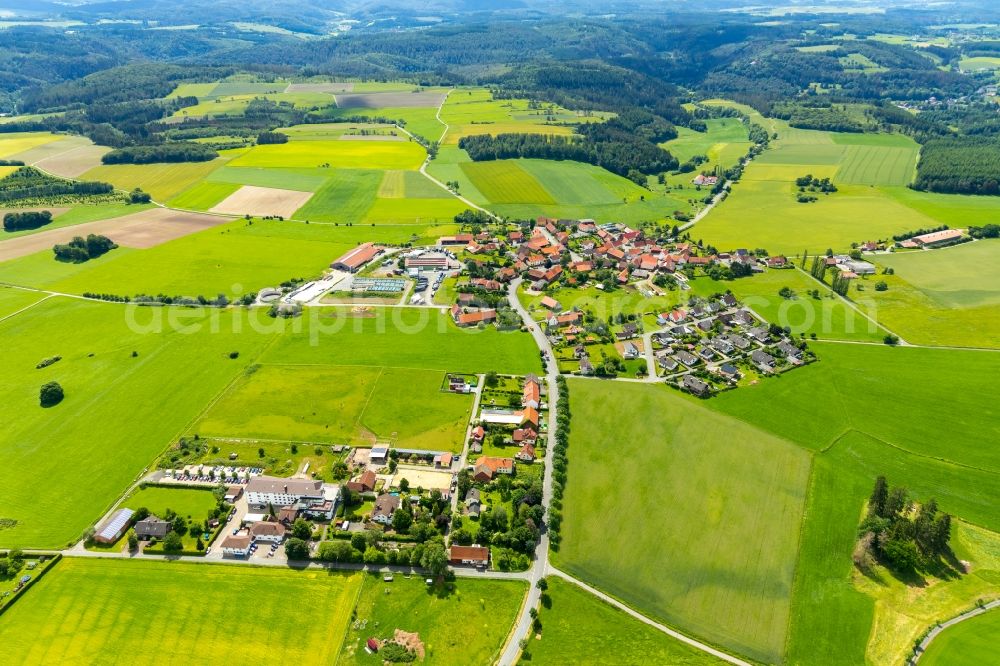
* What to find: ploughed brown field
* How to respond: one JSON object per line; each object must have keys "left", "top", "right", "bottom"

{"left": 333, "top": 92, "right": 447, "bottom": 108}
{"left": 208, "top": 185, "right": 313, "bottom": 218}
{"left": 0, "top": 207, "right": 230, "bottom": 261}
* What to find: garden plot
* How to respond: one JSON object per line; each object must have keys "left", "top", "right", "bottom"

{"left": 209, "top": 185, "right": 314, "bottom": 218}
{"left": 334, "top": 91, "right": 447, "bottom": 108}
{"left": 0, "top": 207, "right": 227, "bottom": 261}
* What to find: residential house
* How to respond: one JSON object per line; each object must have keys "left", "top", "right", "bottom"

{"left": 777, "top": 341, "right": 804, "bottom": 362}
{"left": 465, "top": 488, "right": 482, "bottom": 518}
{"left": 657, "top": 354, "right": 679, "bottom": 372}
{"left": 134, "top": 515, "right": 171, "bottom": 540}
{"left": 473, "top": 457, "right": 515, "bottom": 482}
{"left": 719, "top": 363, "right": 740, "bottom": 380}
{"left": 675, "top": 350, "right": 699, "bottom": 367}
{"left": 747, "top": 326, "right": 770, "bottom": 343}
{"left": 682, "top": 375, "right": 710, "bottom": 396}
{"left": 617, "top": 323, "right": 639, "bottom": 340}
{"left": 752, "top": 349, "right": 777, "bottom": 373}
{"left": 434, "top": 452, "right": 453, "bottom": 469}
{"left": 449, "top": 545, "right": 490, "bottom": 567}
{"left": 372, "top": 493, "right": 401, "bottom": 525}
{"left": 220, "top": 534, "right": 251, "bottom": 558}
{"left": 250, "top": 521, "right": 287, "bottom": 544}
{"left": 347, "top": 470, "right": 377, "bottom": 494}
{"left": 516, "top": 443, "right": 536, "bottom": 462}
{"left": 623, "top": 342, "right": 641, "bottom": 360}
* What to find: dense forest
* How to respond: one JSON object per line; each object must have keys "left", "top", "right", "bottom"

{"left": 913, "top": 138, "right": 1000, "bottom": 195}
{"left": 102, "top": 143, "right": 219, "bottom": 165}
{"left": 0, "top": 168, "right": 114, "bottom": 203}
{"left": 459, "top": 133, "right": 677, "bottom": 182}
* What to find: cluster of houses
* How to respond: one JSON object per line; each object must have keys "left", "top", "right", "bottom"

{"left": 649, "top": 295, "right": 807, "bottom": 396}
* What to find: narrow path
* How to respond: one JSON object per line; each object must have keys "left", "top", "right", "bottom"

{"left": 547, "top": 567, "right": 753, "bottom": 666}
{"left": 790, "top": 263, "right": 905, "bottom": 344}
{"left": 911, "top": 599, "right": 1000, "bottom": 664}
{"left": 0, "top": 292, "right": 52, "bottom": 323}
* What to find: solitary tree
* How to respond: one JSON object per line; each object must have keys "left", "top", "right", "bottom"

{"left": 421, "top": 542, "right": 449, "bottom": 577}
{"left": 39, "top": 381, "right": 64, "bottom": 407}
{"left": 285, "top": 537, "right": 310, "bottom": 561}
{"left": 869, "top": 476, "right": 888, "bottom": 518}
{"left": 291, "top": 518, "right": 312, "bottom": 541}
{"left": 162, "top": 532, "right": 183, "bottom": 553}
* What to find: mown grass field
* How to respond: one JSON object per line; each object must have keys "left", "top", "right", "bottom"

{"left": 557, "top": 379, "right": 811, "bottom": 663}
{"left": 528, "top": 577, "right": 723, "bottom": 665}
{"left": 338, "top": 574, "right": 526, "bottom": 665}
{"left": 959, "top": 56, "right": 1000, "bottom": 71}
{"left": 877, "top": 241, "right": 1000, "bottom": 309}
{"left": 920, "top": 605, "right": 1000, "bottom": 665}
{"left": 0, "top": 219, "right": 356, "bottom": 297}
{"left": 694, "top": 111, "right": 931, "bottom": 253}
{"left": 193, "top": 364, "right": 473, "bottom": 451}
{"left": 784, "top": 430, "right": 1000, "bottom": 665}
{"left": 0, "top": 297, "right": 277, "bottom": 548}
{"left": 520, "top": 283, "right": 684, "bottom": 322}
{"left": 855, "top": 242, "right": 1000, "bottom": 348}
{"left": 120, "top": 485, "right": 217, "bottom": 522}
{"left": 0, "top": 285, "right": 45, "bottom": 318}
{"left": 439, "top": 154, "right": 690, "bottom": 223}
{"left": 688, "top": 268, "right": 888, "bottom": 342}
{"left": 0, "top": 559, "right": 362, "bottom": 664}
{"left": 710, "top": 342, "right": 1000, "bottom": 471}
{"left": 700, "top": 339, "right": 1000, "bottom": 664}
{"left": 261, "top": 307, "right": 540, "bottom": 376}
{"left": 438, "top": 87, "right": 594, "bottom": 145}
{"left": 229, "top": 139, "right": 425, "bottom": 171}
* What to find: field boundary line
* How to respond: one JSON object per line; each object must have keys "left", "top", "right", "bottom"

{"left": 782, "top": 451, "right": 819, "bottom": 659}
{"left": 355, "top": 365, "right": 386, "bottom": 433}
{"left": 546, "top": 566, "right": 753, "bottom": 666}
{"left": 824, "top": 428, "right": 1000, "bottom": 477}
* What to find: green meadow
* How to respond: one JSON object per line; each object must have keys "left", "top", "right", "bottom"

{"left": 557, "top": 379, "right": 811, "bottom": 663}
{"left": 0, "top": 285, "right": 45, "bottom": 318}
{"left": 83, "top": 156, "right": 237, "bottom": 202}
{"left": 0, "top": 219, "right": 377, "bottom": 298}
{"left": 0, "top": 297, "right": 276, "bottom": 548}
{"left": 920, "top": 606, "right": 1000, "bottom": 666}
{"left": 121, "top": 485, "right": 218, "bottom": 522}
{"left": 711, "top": 342, "right": 1000, "bottom": 471}
{"left": 339, "top": 574, "right": 526, "bottom": 666}
{"left": 0, "top": 559, "right": 362, "bottom": 664}
{"left": 529, "top": 577, "right": 722, "bottom": 665}
{"left": 261, "top": 307, "right": 540, "bottom": 375}
{"left": 193, "top": 364, "right": 473, "bottom": 451}
{"left": 692, "top": 109, "right": 937, "bottom": 254}
{"left": 859, "top": 241, "right": 1000, "bottom": 348}
{"left": 433, "top": 154, "right": 690, "bottom": 223}
{"left": 703, "top": 341, "right": 1000, "bottom": 663}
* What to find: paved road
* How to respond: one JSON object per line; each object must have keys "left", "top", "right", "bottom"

{"left": 498, "top": 278, "right": 560, "bottom": 665}
{"left": 911, "top": 599, "right": 1000, "bottom": 664}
